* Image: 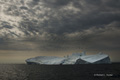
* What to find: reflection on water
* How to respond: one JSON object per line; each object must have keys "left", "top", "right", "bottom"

{"left": 0, "top": 64, "right": 120, "bottom": 80}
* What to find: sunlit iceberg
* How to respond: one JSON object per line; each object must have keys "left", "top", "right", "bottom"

{"left": 26, "top": 52, "right": 111, "bottom": 65}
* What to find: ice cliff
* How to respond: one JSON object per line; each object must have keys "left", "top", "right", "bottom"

{"left": 26, "top": 52, "right": 111, "bottom": 65}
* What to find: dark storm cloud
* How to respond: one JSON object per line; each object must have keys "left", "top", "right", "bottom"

{"left": 42, "top": 0, "right": 72, "bottom": 7}
{"left": 29, "top": 0, "right": 40, "bottom": 6}
{"left": 0, "top": 0, "right": 120, "bottom": 52}
{"left": 4, "top": 0, "right": 118, "bottom": 34}
{"left": 103, "top": 0, "right": 120, "bottom": 8}
{"left": 33, "top": 0, "right": 120, "bottom": 34}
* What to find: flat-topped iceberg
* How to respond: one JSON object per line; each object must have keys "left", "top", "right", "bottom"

{"left": 26, "top": 52, "right": 111, "bottom": 65}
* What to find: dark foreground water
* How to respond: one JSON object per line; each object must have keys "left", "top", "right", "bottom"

{"left": 0, "top": 64, "right": 120, "bottom": 80}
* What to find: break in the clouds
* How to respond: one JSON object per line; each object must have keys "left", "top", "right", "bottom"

{"left": 0, "top": 0, "right": 120, "bottom": 51}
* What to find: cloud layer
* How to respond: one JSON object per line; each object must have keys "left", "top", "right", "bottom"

{"left": 0, "top": 0, "right": 120, "bottom": 52}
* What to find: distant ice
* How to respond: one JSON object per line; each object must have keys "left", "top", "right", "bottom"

{"left": 26, "top": 52, "right": 111, "bottom": 65}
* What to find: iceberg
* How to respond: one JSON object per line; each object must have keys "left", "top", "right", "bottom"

{"left": 75, "top": 53, "right": 111, "bottom": 64}
{"left": 25, "top": 52, "right": 111, "bottom": 65}
{"left": 26, "top": 56, "right": 66, "bottom": 65}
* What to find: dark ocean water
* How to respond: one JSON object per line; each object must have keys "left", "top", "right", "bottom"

{"left": 0, "top": 64, "right": 120, "bottom": 80}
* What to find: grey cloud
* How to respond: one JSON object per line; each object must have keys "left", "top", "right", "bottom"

{"left": 36, "top": 0, "right": 120, "bottom": 34}
{"left": 103, "top": 0, "right": 120, "bottom": 8}
{"left": 67, "top": 23, "right": 120, "bottom": 51}
{"left": 3, "top": 0, "right": 120, "bottom": 34}
{"left": 42, "top": 0, "right": 72, "bottom": 7}
{"left": 0, "top": 0, "right": 120, "bottom": 52}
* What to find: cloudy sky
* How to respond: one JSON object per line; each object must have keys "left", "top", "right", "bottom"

{"left": 0, "top": 0, "right": 120, "bottom": 63}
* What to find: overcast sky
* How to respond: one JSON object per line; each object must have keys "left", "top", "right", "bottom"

{"left": 0, "top": 0, "right": 120, "bottom": 63}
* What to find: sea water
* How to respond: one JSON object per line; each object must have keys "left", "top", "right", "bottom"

{"left": 0, "top": 64, "right": 120, "bottom": 80}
